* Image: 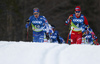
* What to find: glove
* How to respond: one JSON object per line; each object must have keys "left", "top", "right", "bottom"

{"left": 46, "top": 33, "right": 49, "bottom": 40}
{"left": 25, "top": 24, "right": 29, "bottom": 28}
{"left": 26, "top": 19, "right": 30, "bottom": 22}
{"left": 69, "top": 16, "right": 73, "bottom": 20}
{"left": 26, "top": 19, "right": 30, "bottom": 28}
{"left": 82, "top": 34, "right": 86, "bottom": 37}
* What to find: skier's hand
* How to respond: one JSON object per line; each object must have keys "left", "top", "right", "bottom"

{"left": 25, "top": 24, "right": 29, "bottom": 28}
{"left": 26, "top": 19, "right": 30, "bottom": 22}
{"left": 26, "top": 19, "right": 30, "bottom": 28}
{"left": 85, "top": 30, "right": 89, "bottom": 34}
{"left": 46, "top": 33, "right": 49, "bottom": 40}
{"left": 43, "top": 23, "right": 45, "bottom": 26}
{"left": 69, "top": 16, "right": 73, "bottom": 20}
{"left": 82, "top": 34, "right": 86, "bottom": 37}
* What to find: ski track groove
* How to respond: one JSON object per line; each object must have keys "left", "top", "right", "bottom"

{"left": 0, "top": 42, "right": 70, "bottom": 64}
{"left": 42, "top": 44, "right": 69, "bottom": 64}
{"left": 0, "top": 41, "right": 100, "bottom": 64}
{"left": 41, "top": 43, "right": 59, "bottom": 64}
{"left": 57, "top": 44, "right": 69, "bottom": 64}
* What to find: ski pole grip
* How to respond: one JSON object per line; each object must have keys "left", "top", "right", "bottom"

{"left": 69, "top": 16, "right": 73, "bottom": 20}
{"left": 26, "top": 19, "right": 30, "bottom": 22}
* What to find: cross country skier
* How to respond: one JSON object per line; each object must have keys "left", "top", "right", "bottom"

{"left": 82, "top": 30, "right": 94, "bottom": 44}
{"left": 82, "top": 27, "right": 99, "bottom": 45}
{"left": 50, "top": 25, "right": 60, "bottom": 43}
{"left": 85, "top": 27, "right": 99, "bottom": 45}
{"left": 65, "top": 6, "right": 90, "bottom": 44}
{"left": 26, "top": 8, "right": 49, "bottom": 42}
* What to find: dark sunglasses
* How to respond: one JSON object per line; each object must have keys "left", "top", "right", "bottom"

{"left": 34, "top": 13, "right": 39, "bottom": 15}
{"left": 75, "top": 11, "right": 80, "bottom": 13}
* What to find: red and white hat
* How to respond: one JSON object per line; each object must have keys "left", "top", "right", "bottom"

{"left": 75, "top": 6, "right": 81, "bottom": 11}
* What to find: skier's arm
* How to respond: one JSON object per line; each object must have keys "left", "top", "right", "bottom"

{"left": 84, "top": 16, "right": 89, "bottom": 28}
{"left": 84, "top": 16, "right": 94, "bottom": 34}
{"left": 43, "top": 16, "right": 49, "bottom": 33}
{"left": 42, "top": 16, "right": 50, "bottom": 39}
{"left": 65, "top": 14, "right": 73, "bottom": 25}
{"left": 84, "top": 16, "right": 89, "bottom": 26}
{"left": 25, "top": 16, "right": 32, "bottom": 28}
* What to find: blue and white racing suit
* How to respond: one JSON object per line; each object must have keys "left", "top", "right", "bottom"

{"left": 26, "top": 15, "right": 49, "bottom": 42}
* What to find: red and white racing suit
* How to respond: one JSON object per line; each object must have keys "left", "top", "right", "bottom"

{"left": 65, "top": 14, "right": 89, "bottom": 44}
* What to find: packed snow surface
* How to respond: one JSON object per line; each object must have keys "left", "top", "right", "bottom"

{"left": 0, "top": 41, "right": 100, "bottom": 64}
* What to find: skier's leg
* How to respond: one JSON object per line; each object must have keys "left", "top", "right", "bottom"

{"left": 71, "top": 31, "right": 76, "bottom": 44}
{"left": 33, "top": 31, "right": 38, "bottom": 42}
{"left": 39, "top": 31, "right": 44, "bottom": 42}
{"left": 33, "top": 34, "right": 37, "bottom": 42}
{"left": 76, "top": 32, "right": 82, "bottom": 44}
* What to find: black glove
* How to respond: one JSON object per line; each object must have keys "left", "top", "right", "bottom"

{"left": 46, "top": 33, "right": 49, "bottom": 40}
{"left": 26, "top": 19, "right": 30, "bottom": 22}
{"left": 82, "top": 34, "right": 86, "bottom": 37}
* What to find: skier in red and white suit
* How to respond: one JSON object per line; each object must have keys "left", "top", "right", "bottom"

{"left": 65, "top": 6, "right": 89, "bottom": 44}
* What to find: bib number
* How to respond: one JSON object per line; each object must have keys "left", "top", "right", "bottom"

{"left": 35, "top": 25, "right": 40, "bottom": 28}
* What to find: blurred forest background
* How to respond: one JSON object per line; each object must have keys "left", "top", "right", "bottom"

{"left": 0, "top": 0, "right": 100, "bottom": 42}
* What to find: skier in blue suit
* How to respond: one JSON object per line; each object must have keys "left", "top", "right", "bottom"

{"left": 50, "top": 25, "right": 60, "bottom": 43}
{"left": 26, "top": 8, "right": 49, "bottom": 42}
{"left": 85, "top": 30, "right": 94, "bottom": 44}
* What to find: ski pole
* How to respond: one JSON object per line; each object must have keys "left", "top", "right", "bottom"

{"left": 26, "top": 20, "right": 29, "bottom": 41}
{"left": 27, "top": 26, "right": 29, "bottom": 40}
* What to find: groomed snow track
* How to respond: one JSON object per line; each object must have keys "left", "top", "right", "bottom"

{"left": 0, "top": 41, "right": 100, "bottom": 64}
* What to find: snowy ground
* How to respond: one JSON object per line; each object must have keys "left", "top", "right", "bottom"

{"left": 0, "top": 41, "right": 100, "bottom": 64}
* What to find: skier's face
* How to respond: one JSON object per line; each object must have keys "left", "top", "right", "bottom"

{"left": 52, "top": 28, "right": 55, "bottom": 31}
{"left": 34, "top": 12, "right": 39, "bottom": 18}
{"left": 85, "top": 30, "right": 89, "bottom": 34}
{"left": 75, "top": 11, "right": 81, "bottom": 17}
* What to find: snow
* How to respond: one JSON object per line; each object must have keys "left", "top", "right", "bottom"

{"left": 0, "top": 41, "right": 100, "bottom": 64}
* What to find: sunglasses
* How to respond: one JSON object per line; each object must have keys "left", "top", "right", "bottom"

{"left": 75, "top": 11, "right": 80, "bottom": 13}
{"left": 34, "top": 13, "right": 39, "bottom": 15}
